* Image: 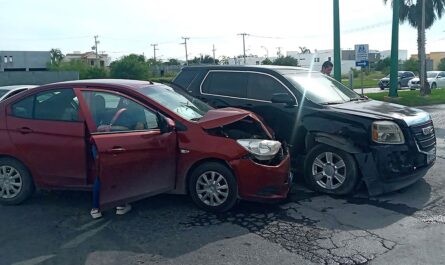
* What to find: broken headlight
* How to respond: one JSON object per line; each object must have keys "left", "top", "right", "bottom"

{"left": 372, "top": 121, "right": 405, "bottom": 144}
{"left": 236, "top": 139, "right": 281, "bottom": 160}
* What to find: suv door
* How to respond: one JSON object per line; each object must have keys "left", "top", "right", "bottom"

{"left": 78, "top": 89, "right": 177, "bottom": 209}
{"left": 200, "top": 70, "right": 248, "bottom": 108}
{"left": 245, "top": 72, "right": 298, "bottom": 143}
{"left": 7, "top": 88, "right": 87, "bottom": 187}
{"left": 437, "top": 72, "right": 445, "bottom": 88}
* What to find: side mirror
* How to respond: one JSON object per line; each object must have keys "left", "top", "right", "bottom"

{"left": 271, "top": 93, "right": 296, "bottom": 106}
{"left": 157, "top": 112, "right": 176, "bottom": 133}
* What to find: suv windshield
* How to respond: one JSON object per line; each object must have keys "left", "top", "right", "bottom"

{"left": 139, "top": 85, "right": 212, "bottom": 121}
{"left": 285, "top": 73, "right": 361, "bottom": 104}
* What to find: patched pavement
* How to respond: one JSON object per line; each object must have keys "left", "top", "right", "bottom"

{"left": 1, "top": 105, "right": 445, "bottom": 265}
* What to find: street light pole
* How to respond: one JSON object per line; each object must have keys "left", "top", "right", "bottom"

{"left": 333, "top": 0, "right": 341, "bottom": 82}
{"left": 261, "top": 46, "right": 269, "bottom": 58}
{"left": 389, "top": 0, "right": 399, "bottom": 97}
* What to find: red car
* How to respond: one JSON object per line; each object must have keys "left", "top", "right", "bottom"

{"left": 0, "top": 80, "right": 291, "bottom": 212}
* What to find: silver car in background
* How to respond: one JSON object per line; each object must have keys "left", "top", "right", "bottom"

{"left": 0, "top": 85, "right": 37, "bottom": 101}
{"left": 409, "top": 71, "right": 445, "bottom": 90}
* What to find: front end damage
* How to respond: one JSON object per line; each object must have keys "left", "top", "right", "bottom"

{"left": 204, "top": 116, "right": 291, "bottom": 201}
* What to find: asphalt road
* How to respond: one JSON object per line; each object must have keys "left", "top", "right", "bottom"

{"left": 1, "top": 106, "right": 445, "bottom": 265}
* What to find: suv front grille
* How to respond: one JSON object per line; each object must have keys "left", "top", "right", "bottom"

{"left": 410, "top": 121, "right": 436, "bottom": 152}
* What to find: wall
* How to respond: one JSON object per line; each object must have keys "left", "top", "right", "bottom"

{"left": 0, "top": 71, "right": 79, "bottom": 86}
{"left": 0, "top": 51, "right": 50, "bottom": 71}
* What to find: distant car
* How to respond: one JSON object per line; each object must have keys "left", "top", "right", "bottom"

{"left": 0, "top": 85, "right": 37, "bottom": 101}
{"left": 378, "top": 71, "right": 415, "bottom": 90}
{"left": 408, "top": 71, "right": 445, "bottom": 90}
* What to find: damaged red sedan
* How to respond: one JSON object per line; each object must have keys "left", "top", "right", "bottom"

{"left": 0, "top": 80, "right": 291, "bottom": 212}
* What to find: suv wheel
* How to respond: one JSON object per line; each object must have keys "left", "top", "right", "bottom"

{"left": 189, "top": 162, "right": 238, "bottom": 212}
{"left": 431, "top": 83, "right": 437, "bottom": 89}
{"left": 304, "top": 144, "right": 359, "bottom": 195}
{"left": 0, "top": 158, "right": 34, "bottom": 205}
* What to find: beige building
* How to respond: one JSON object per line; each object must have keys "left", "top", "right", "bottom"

{"left": 64, "top": 51, "right": 111, "bottom": 67}
{"left": 411, "top": 52, "right": 445, "bottom": 70}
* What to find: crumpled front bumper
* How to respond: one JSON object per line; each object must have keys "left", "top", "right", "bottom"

{"left": 229, "top": 152, "right": 292, "bottom": 202}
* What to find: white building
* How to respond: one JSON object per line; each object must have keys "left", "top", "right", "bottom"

{"left": 380, "top": 50, "right": 408, "bottom": 61}
{"left": 227, "top": 55, "right": 268, "bottom": 65}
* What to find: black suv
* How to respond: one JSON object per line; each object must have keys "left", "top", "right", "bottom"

{"left": 172, "top": 66, "right": 436, "bottom": 196}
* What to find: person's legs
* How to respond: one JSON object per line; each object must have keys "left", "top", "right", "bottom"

{"left": 90, "top": 176, "right": 102, "bottom": 219}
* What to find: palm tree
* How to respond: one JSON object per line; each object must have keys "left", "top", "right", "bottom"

{"left": 49, "top": 48, "right": 64, "bottom": 65}
{"left": 299, "top": 46, "right": 311, "bottom": 54}
{"left": 384, "top": 0, "right": 445, "bottom": 95}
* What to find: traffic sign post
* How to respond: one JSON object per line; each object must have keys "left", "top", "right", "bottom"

{"left": 355, "top": 44, "right": 369, "bottom": 96}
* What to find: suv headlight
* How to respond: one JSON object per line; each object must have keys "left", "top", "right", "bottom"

{"left": 236, "top": 139, "right": 281, "bottom": 160}
{"left": 372, "top": 121, "right": 405, "bottom": 144}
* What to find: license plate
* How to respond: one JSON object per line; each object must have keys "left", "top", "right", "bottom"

{"left": 427, "top": 148, "right": 436, "bottom": 164}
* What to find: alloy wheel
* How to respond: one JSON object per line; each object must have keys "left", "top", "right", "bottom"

{"left": 0, "top": 165, "right": 23, "bottom": 199}
{"left": 196, "top": 171, "right": 229, "bottom": 207}
{"left": 311, "top": 152, "right": 347, "bottom": 190}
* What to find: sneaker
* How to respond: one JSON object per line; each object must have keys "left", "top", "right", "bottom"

{"left": 90, "top": 208, "right": 102, "bottom": 219}
{"left": 116, "top": 204, "right": 132, "bottom": 215}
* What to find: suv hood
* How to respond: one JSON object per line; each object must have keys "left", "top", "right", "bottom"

{"left": 330, "top": 100, "right": 431, "bottom": 126}
{"left": 197, "top": 107, "right": 263, "bottom": 128}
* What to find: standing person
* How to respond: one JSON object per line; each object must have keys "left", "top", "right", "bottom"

{"left": 90, "top": 141, "right": 131, "bottom": 219}
{"left": 321, "top": 61, "right": 333, "bottom": 76}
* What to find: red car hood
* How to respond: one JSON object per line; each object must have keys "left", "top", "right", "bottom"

{"left": 197, "top": 107, "right": 261, "bottom": 128}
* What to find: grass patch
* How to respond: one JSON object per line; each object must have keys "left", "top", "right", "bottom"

{"left": 366, "top": 89, "right": 445, "bottom": 106}
{"left": 342, "top": 79, "right": 379, "bottom": 89}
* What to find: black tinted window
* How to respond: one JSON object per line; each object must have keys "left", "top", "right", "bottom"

{"left": 34, "top": 89, "right": 79, "bottom": 121}
{"left": 202, "top": 72, "right": 248, "bottom": 98}
{"left": 248, "top": 73, "right": 289, "bottom": 101}
{"left": 12, "top": 96, "right": 34, "bottom": 119}
{"left": 174, "top": 70, "right": 200, "bottom": 89}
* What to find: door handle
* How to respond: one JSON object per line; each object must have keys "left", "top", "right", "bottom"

{"left": 18, "top": 127, "right": 33, "bottom": 134}
{"left": 107, "top": 147, "right": 126, "bottom": 153}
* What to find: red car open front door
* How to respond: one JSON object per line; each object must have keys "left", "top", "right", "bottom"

{"left": 92, "top": 130, "right": 177, "bottom": 209}
{"left": 80, "top": 89, "right": 177, "bottom": 210}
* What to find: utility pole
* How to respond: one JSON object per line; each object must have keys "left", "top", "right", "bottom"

{"left": 238, "top": 33, "right": 249, "bottom": 64}
{"left": 150, "top": 44, "right": 158, "bottom": 61}
{"left": 276, "top": 47, "right": 282, "bottom": 57}
{"left": 333, "top": 0, "right": 341, "bottom": 82}
{"left": 92, "top": 35, "right": 100, "bottom": 59}
{"left": 181, "top": 37, "right": 190, "bottom": 66}
{"left": 389, "top": 0, "right": 399, "bottom": 97}
{"left": 212, "top": 44, "right": 216, "bottom": 64}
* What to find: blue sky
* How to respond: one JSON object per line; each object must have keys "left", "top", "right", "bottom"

{"left": 1, "top": 0, "right": 444, "bottom": 61}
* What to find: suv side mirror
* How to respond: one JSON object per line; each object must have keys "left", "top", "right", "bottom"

{"left": 271, "top": 93, "right": 296, "bottom": 106}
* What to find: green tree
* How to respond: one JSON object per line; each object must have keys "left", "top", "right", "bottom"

{"left": 374, "top": 57, "right": 391, "bottom": 72}
{"left": 384, "top": 0, "right": 445, "bottom": 95}
{"left": 402, "top": 58, "right": 419, "bottom": 73}
{"left": 272, "top": 56, "right": 299, "bottom": 66}
{"left": 110, "top": 54, "right": 149, "bottom": 80}
{"left": 262, "top": 58, "right": 273, "bottom": 65}
{"left": 49, "top": 60, "right": 108, "bottom": 79}
{"left": 438, "top": 58, "right": 445, "bottom": 71}
{"left": 49, "top": 48, "right": 64, "bottom": 65}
